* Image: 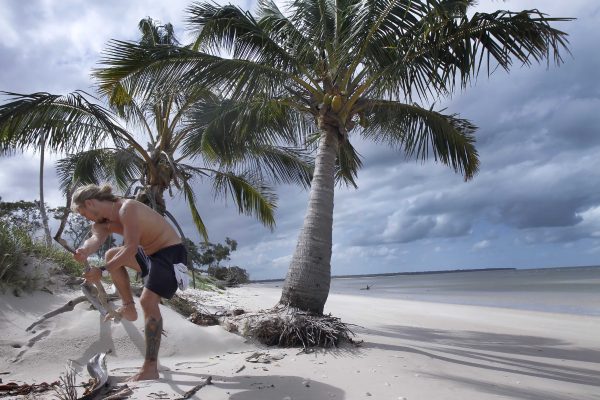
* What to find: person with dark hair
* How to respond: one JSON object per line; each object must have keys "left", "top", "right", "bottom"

{"left": 71, "top": 184, "right": 188, "bottom": 381}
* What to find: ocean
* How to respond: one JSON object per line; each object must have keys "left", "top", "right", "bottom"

{"left": 327, "top": 266, "right": 600, "bottom": 316}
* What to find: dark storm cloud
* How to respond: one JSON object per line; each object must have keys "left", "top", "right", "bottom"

{"left": 324, "top": 0, "right": 600, "bottom": 250}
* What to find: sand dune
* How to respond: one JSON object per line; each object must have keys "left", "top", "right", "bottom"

{"left": 1, "top": 284, "right": 599, "bottom": 399}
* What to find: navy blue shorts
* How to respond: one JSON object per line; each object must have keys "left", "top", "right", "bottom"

{"left": 136, "top": 244, "right": 188, "bottom": 299}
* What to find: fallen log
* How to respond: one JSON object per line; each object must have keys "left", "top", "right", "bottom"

{"left": 25, "top": 293, "right": 119, "bottom": 332}
{"left": 176, "top": 376, "right": 212, "bottom": 399}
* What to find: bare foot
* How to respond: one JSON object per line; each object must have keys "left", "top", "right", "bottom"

{"left": 105, "top": 302, "right": 138, "bottom": 322}
{"left": 127, "top": 369, "right": 159, "bottom": 381}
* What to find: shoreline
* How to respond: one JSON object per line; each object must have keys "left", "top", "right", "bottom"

{"left": 250, "top": 264, "right": 600, "bottom": 283}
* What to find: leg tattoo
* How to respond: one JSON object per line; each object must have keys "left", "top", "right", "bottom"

{"left": 145, "top": 316, "right": 163, "bottom": 362}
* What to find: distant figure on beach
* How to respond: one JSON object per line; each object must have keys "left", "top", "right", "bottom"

{"left": 71, "top": 184, "right": 188, "bottom": 381}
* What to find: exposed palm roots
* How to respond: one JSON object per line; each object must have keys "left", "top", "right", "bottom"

{"left": 226, "top": 306, "right": 360, "bottom": 349}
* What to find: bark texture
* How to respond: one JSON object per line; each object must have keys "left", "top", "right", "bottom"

{"left": 279, "top": 131, "right": 338, "bottom": 314}
{"left": 39, "top": 135, "right": 52, "bottom": 246}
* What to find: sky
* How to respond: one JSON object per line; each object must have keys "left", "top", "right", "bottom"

{"left": 1, "top": 0, "right": 599, "bottom": 280}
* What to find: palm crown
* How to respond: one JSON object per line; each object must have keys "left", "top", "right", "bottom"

{"left": 95, "top": 0, "right": 570, "bottom": 185}
{"left": 0, "top": 18, "right": 313, "bottom": 241}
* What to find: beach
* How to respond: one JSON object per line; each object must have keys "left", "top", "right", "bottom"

{"left": 1, "top": 269, "right": 600, "bottom": 399}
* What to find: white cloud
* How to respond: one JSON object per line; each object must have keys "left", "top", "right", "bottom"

{"left": 473, "top": 240, "right": 491, "bottom": 251}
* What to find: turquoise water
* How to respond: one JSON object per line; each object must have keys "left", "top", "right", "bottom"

{"left": 327, "top": 266, "right": 600, "bottom": 316}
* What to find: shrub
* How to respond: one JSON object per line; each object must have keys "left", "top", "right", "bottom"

{"left": 207, "top": 265, "right": 249, "bottom": 286}
{"left": 0, "top": 222, "right": 30, "bottom": 287}
{"left": 0, "top": 222, "right": 83, "bottom": 292}
{"left": 30, "top": 242, "right": 83, "bottom": 276}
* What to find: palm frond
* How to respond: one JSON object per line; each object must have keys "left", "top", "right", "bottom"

{"left": 180, "top": 95, "right": 314, "bottom": 187}
{"left": 94, "top": 40, "right": 294, "bottom": 101}
{"left": 289, "top": 0, "right": 336, "bottom": 53}
{"left": 257, "top": 0, "right": 318, "bottom": 66}
{"left": 364, "top": 4, "right": 572, "bottom": 100}
{"left": 0, "top": 91, "right": 127, "bottom": 154}
{"left": 182, "top": 178, "right": 209, "bottom": 242}
{"left": 360, "top": 100, "right": 479, "bottom": 180}
{"left": 335, "top": 139, "right": 362, "bottom": 188}
{"left": 181, "top": 95, "right": 312, "bottom": 156}
{"left": 210, "top": 170, "right": 277, "bottom": 229}
{"left": 187, "top": 2, "right": 299, "bottom": 73}
{"left": 229, "top": 145, "right": 314, "bottom": 189}
{"left": 55, "top": 148, "right": 144, "bottom": 195}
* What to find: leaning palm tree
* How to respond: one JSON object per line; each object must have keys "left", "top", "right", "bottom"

{"left": 0, "top": 18, "right": 312, "bottom": 241}
{"left": 92, "top": 0, "right": 571, "bottom": 316}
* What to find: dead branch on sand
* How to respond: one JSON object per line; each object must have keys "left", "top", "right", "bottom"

{"left": 25, "top": 293, "right": 118, "bottom": 332}
{"left": 176, "top": 376, "right": 212, "bottom": 399}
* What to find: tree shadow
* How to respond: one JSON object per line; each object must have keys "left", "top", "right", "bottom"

{"left": 367, "top": 324, "right": 600, "bottom": 364}
{"left": 76, "top": 316, "right": 145, "bottom": 368}
{"left": 422, "top": 373, "right": 586, "bottom": 400}
{"left": 157, "top": 369, "right": 346, "bottom": 400}
{"left": 362, "top": 325, "right": 600, "bottom": 387}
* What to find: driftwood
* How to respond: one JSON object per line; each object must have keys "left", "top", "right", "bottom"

{"left": 189, "top": 311, "right": 219, "bottom": 326}
{"left": 81, "top": 279, "right": 121, "bottom": 322}
{"left": 102, "top": 386, "right": 134, "bottom": 400}
{"left": 79, "top": 352, "right": 111, "bottom": 400}
{"left": 52, "top": 239, "right": 121, "bottom": 321}
{"left": 25, "top": 293, "right": 119, "bottom": 332}
{"left": 0, "top": 381, "right": 60, "bottom": 396}
{"left": 176, "top": 376, "right": 212, "bottom": 400}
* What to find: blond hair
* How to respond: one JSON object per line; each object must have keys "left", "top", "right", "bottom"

{"left": 71, "top": 184, "right": 119, "bottom": 212}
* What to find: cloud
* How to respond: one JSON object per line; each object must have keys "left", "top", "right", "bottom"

{"left": 2, "top": 0, "right": 600, "bottom": 278}
{"left": 473, "top": 240, "right": 491, "bottom": 251}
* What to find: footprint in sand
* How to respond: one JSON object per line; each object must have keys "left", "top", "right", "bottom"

{"left": 173, "top": 361, "right": 219, "bottom": 370}
{"left": 11, "top": 329, "right": 51, "bottom": 363}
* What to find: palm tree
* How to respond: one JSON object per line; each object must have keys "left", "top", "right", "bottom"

{"left": 87, "top": 0, "right": 572, "bottom": 314}
{"left": 0, "top": 18, "right": 312, "bottom": 241}
{"left": 38, "top": 132, "right": 52, "bottom": 246}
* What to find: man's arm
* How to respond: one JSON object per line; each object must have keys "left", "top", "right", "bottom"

{"left": 104, "top": 202, "right": 141, "bottom": 272}
{"left": 75, "top": 223, "right": 110, "bottom": 262}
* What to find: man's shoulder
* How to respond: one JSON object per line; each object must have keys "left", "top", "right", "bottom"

{"left": 120, "top": 199, "right": 160, "bottom": 220}
{"left": 121, "top": 198, "right": 145, "bottom": 213}
{"left": 122, "top": 198, "right": 151, "bottom": 210}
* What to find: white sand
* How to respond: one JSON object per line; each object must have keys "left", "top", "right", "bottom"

{"left": 1, "top": 284, "right": 599, "bottom": 400}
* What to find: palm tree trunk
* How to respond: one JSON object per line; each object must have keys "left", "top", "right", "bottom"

{"left": 39, "top": 134, "right": 52, "bottom": 246}
{"left": 279, "top": 130, "right": 339, "bottom": 314}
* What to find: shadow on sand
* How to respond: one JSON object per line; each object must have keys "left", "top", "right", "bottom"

{"left": 360, "top": 324, "right": 600, "bottom": 392}
{"left": 129, "top": 369, "right": 348, "bottom": 400}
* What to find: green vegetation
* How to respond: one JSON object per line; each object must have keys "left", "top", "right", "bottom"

{"left": 0, "top": 222, "right": 83, "bottom": 293}
{"left": 1, "top": 197, "right": 83, "bottom": 292}
{"left": 184, "top": 236, "right": 250, "bottom": 287}
{"left": 207, "top": 265, "right": 249, "bottom": 286}
{"left": 191, "top": 274, "right": 225, "bottom": 291}
{"left": 0, "top": 222, "right": 30, "bottom": 289}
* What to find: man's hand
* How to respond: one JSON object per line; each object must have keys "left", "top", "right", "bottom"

{"left": 83, "top": 266, "right": 102, "bottom": 284}
{"left": 74, "top": 248, "right": 89, "bottom": 263}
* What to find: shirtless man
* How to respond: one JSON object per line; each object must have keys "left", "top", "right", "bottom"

{"left": 71, "top": 184, "right": 187, "bottom": 381}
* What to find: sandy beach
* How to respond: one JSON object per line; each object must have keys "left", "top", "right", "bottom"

{"left": 1, "top": 280, "right": 600, "bottom": 400}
